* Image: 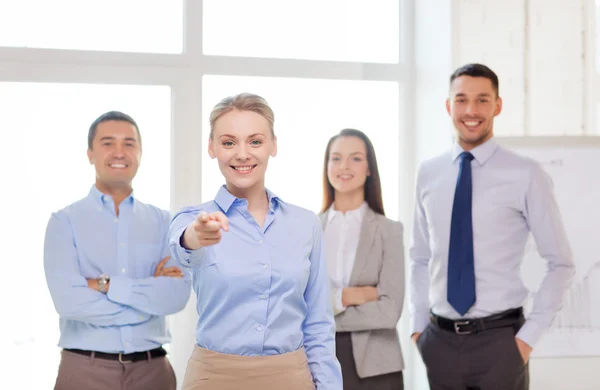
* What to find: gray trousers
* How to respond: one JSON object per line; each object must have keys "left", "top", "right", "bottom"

{"left": 54, "top": 349, "right": 176, "bottom": 390}
{"left": 417, "top": 320, "right": 529, "bottom": 390}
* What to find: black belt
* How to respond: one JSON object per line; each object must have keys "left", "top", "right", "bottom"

{"left": 65, "top": 347, "right": 167, "bottom": 363}
{"left": 430, "top": 307, "right": 523, "bottom": 335}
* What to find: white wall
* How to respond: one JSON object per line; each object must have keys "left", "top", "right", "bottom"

{"left": 454, "top": 0, "right": 591, "bottom": 137}
{"left": 411, "top": 1, "right": 599, "bottom": 389}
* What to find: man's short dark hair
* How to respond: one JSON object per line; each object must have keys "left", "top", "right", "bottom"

{"left": 449, "top": 63, "right": 499, "bottom": 97}
{"left": 88, "top": 111, "right": 141, "bottom": 149}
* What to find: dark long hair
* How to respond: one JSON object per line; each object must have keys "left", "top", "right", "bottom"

{"left": 321, "top": 129, "right": 385, "bottom": 216}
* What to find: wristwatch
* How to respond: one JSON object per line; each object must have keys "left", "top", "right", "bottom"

{"left": 97, "top": 274, "right": 110, "bottom": 294}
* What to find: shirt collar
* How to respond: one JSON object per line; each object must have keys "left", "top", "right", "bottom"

{"left": 214, "top": 185, "right": 282, "bottom": 213}
{"left": 451, "top": 137, "right": 498, "bottom": 165}
{"left": 88, "top": 185, "right": 135, "bottom": 208}
{"left": 327, "top": 201, "right": 368, "bottom": 224}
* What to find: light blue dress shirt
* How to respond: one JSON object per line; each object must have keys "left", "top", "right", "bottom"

{"left": 44, "top": 185, "right": 191, "bottom": 354}
{"left": 168, "top": 186, "right": 342, "bottom": 390}
{"left": 410, "top": 138, "right": 575, "bottom": 348}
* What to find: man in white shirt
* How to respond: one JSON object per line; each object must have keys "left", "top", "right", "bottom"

{"left": 409, "top": 63, "right": 575, "bottom": 390}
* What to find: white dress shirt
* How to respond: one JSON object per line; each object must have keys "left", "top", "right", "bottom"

{"left": 409, "top": 138, "right": 575, "bottom": 348}
{"left": 324, "top": 202, "right": 368, "bottom": 314}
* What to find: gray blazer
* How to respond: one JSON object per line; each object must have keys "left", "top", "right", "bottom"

{"left": 319, "top": 207, "right": 405, "bottom": 378}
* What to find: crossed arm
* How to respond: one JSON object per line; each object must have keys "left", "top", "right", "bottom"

{"left": 44, "top": 213, "right": 191, "bottom": 326}
{"left": 334, "top": 220, "right": 405, "bottom": 331}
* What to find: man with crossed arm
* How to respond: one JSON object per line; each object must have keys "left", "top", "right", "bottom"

{"left": 44, "top": 111, "right": 191, "bottom": 390}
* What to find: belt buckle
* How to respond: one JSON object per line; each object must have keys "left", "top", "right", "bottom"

{"left": 453, "top": 320, "right": 473, "bottom": 335}
{"left": 118, "top": 353, "right": 132, "bottom": 364}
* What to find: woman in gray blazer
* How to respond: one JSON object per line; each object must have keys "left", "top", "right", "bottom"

{"left": 320, "top": 128, "right": 405, "bottom": 389}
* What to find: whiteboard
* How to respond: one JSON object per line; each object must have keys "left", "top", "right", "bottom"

{"left": 496, "top": 136, "right": 600, "bottom": 358}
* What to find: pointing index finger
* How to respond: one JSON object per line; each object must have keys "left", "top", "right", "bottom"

{"left": 213, "top": 212, "right": 229, "bottom": 232}
{"left": 197, "top": 211, "right": 209, "bottom": 223}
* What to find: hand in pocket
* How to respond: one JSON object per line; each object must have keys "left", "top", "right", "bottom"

{"left": 514, "top": 337, "right": 532, "bottom": 364}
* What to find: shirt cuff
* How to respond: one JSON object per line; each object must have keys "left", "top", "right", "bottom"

{"left": 411, "top": 310, "right": 430, "bottom": 334}
{"left": 515, "top": 319, "right": 543, "bottom": 349}
{"left": 169, "top": 226, "right": 206, "bottom": 267}
{"left": 333, "top": 288, "right": 346, "bottom": 315}
{"left": 107, "top": 275, "right": 134, "bottom": 305}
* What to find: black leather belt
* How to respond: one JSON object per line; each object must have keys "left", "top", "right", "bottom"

{"left": 65, "top": 347, "right": 166, "bottom": 363}
{"left": 430, "top": 307, "right": 523, "bottom": 335}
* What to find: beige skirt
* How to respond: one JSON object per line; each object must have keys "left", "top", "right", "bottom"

{"left": 182, "top": 345, "right": 316, "bottom": 390}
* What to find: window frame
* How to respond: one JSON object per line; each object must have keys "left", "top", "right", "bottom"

{"left": 0, "top": 0, "right": 415, "bottom": 388}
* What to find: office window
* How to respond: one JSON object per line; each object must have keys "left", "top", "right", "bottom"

{"left": 0, "top": 83, "right": 170, "bottom": 390}
{"left": 203, "top": 0, "right": 399, "bottom": 63}
{"left": 202, "top": 75, "right": 400, "bottom": 218}
{"left": 0, "top": 1, "right": 183, "bottom": 53}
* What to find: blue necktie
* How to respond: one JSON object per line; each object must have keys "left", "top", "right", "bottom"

{"left": 448, "top": 151, "right": 476, "bottom": 316}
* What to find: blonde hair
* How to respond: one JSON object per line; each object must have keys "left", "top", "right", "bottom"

{"left": 209, "top": 92, "right": 275, "bottom": 138}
